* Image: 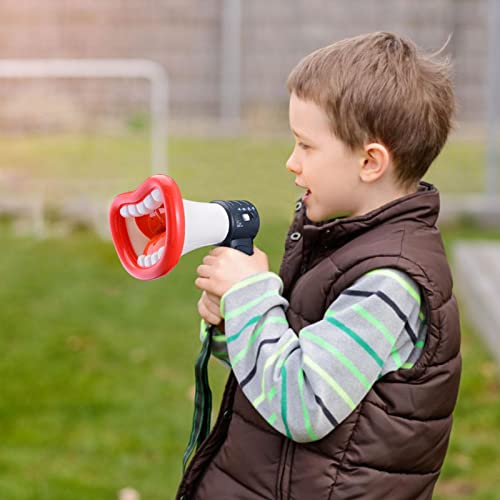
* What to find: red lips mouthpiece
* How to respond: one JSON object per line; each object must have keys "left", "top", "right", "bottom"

{"left": 109, "top": 175, "right": 185, "bottom": 280}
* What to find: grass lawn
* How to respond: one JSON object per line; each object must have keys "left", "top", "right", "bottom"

{"left": 0, "top": 134, "right": 499, "bottom": 499}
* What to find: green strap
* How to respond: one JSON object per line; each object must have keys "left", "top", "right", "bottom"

{"left": 182, "top": 322, "right": 213, "bottom": 472}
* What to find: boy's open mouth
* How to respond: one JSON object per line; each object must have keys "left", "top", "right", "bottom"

{"left": 303, "top": 189, "right": 311, "bottom": 201}
{"left": 109, "top": 175, "right": 185, "bottom": 280}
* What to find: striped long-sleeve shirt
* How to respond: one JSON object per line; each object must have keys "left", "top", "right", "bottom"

{"left": 199, "top": 268, "right": 427, "bottom": 443}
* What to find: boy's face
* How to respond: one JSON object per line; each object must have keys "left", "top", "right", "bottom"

{"left": 287, "top": 93, "right": 364, "bottom": 222}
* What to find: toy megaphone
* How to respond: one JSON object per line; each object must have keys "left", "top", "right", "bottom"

{"left": 109, "top": 175, "right": 260, "bottom": 280}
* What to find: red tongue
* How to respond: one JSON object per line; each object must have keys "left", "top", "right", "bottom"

{"left": 144, "top": 232, "right": 166, "bottom": 256}
{"left": 136, "top": 208, "right": 166, "bottom": 238}
{"left": 134, "top": 207, "right": 166, "bottom": 256}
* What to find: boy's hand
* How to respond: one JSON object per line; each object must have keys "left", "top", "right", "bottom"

{"left": 195, "top": 246, "right": 269, "bottom": 298}
{"left": 198, "top": 291, "right": 223, "bottom": 326}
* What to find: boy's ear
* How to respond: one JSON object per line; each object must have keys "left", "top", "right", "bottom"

{"left": 359, "top": 143, "right": 390, "bottom": 183}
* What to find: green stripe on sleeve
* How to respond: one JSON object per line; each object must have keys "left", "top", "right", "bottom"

{"left": 223, "top": 289, "right": 279, "bottom": 321}
{"left": 267, "top": 412, "right": 277, "bottom": 426}
{"left": 226, "top": 315, "right": 262, "bottom": 343}
{"left": 352, "top": 304, "right": 401, "bottom": 366}
{"left": 298, "top": 368, "right": 318, "bottom": 441}
{"left": 252, "top": 337, "right": 296, "bottom": 408}
{"left": 220, "top": 272, "right": 283, "bottom": 315}
{"left": 267, "top": 386, "right": 277, "bottom": 402}
{"left": 281, "top": 364, "right": 292, "bottom": 439}
{"left": 325, "top": 314, "right": 384, "bottom": 367}
{"left": 304, "top": 355, "right": 355, "bottom": 410}
{"left": 390, "top": 347, "right": 402, "bottom": 367}
{"left": 366, "top": 269, "right": 421, "bottom": 305}
{"left": 231, "top": 317, "right": 289, "bottom": 367}
{"left": 301, "top": 330, "right": 371, "bottom": 390}
{"left": 352, "top": 304, "right": 396, "bottom": 344}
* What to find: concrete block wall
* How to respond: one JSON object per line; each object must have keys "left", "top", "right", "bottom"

{"left": 0, "top": 0, "right": 492, "bottom": 133}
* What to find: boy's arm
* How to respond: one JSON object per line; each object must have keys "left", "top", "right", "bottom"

{"left": 221, "top": 269, "right": 426, "bottom": 443}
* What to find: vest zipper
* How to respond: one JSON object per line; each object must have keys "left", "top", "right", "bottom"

{"left": 277, "top": 440, "right": 294, "bottom": 500}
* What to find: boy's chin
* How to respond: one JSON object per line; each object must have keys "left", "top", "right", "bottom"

{"left": 306, "top": 206, "right": 350, "bottom": 223}
{"left": 304, "top": 207, "right": 323, "bottom": 223}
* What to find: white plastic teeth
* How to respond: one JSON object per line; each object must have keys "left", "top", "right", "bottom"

{"left": 137, "top": 246, "right": 165, "bottom": 268}
{"left": 120, "top": 189, "right": 163, "bottom": 218}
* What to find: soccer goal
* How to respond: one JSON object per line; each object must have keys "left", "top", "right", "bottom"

{"left": 0, "top": 59, "right": 168, "bottom": 238}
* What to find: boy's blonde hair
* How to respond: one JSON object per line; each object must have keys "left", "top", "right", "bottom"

{"left": 287, "top": 32, "right": 455, "bottom": 187}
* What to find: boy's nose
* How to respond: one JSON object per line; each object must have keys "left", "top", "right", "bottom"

{"left": 286, "top": 153, "right": 301, "bottom": 174}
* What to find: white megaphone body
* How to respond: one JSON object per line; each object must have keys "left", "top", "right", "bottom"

{"left": 109, "top": 175, "right": 260, "bottom": 280}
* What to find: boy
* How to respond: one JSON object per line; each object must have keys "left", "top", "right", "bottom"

{"left": 177, "top": 32, "right": 460, "bottom": 499}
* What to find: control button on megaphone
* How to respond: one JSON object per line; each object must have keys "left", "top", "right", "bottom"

{"left": 109, "top": 175, "right": 260, "bottom": 280}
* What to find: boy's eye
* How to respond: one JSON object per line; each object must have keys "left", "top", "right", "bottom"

{"left": 298, "top": 142, "right": 310, "bottom": 150}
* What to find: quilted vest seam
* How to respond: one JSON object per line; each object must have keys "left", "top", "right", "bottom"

{"left": 344, "top": 463, "right": 441, "bottom": 476}
{"left": 362, "top": 400, "right": 453, "bottom": 422}
{"left": 211, "top": 459, "right": 273, "bottom": 499}
{"left": 327, "top": 404, "right": 364, "bottom": 500}
{"left": 232, "top": 407, "right": 279, "bottom": 436}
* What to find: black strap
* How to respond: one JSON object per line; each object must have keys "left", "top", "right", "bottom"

{"left": 182, "top": 322, "right": 213, "bottom": 472}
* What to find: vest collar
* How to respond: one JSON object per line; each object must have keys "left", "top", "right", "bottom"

{"left": 299, "top": 182, "right": 440, "bottom": 250}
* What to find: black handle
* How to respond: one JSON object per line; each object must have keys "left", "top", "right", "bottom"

{"left": 229, "top": 238, "right": 254, "bottom": 256}
{"left": 211, "top": 200, "right": 260, "bottom": 255}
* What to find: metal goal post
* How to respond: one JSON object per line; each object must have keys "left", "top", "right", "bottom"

{"left": 0, "top": 58, "right": 169, "bottom": 175}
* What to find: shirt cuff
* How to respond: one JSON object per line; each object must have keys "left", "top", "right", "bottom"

{"left": 220, "top": 271, "right": 284, "bottom": 318}
{"left": 199, "top": 319, "right": 225, "bottom": 340}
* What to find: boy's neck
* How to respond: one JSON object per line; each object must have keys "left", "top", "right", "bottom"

{"left": 352, "top": 181, "right": 419, "bottom": 218}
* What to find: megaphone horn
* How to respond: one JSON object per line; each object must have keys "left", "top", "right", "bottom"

{"left": 109, "top": 175, "right": 260, "bottom": 280}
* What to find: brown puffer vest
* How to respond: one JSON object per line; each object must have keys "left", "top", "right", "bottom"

{"left": 177, "top": 182, "right": 461, "bottom": 500}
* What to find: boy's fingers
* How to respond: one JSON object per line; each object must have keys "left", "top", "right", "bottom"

{"left": 201, "top": 292, "right": 221, "bottom": 317}
{"left": 197, "top": 296, "right": 221, "bottom": 325}
{"left": 195, "top": 277, "right": 220, "bottom": 296}
{"left": 205, "top": 291, "right": 221, "bottom": 306}
{"left": 208, "top": 246, "right": 227, "bottom": 256}
{"left": 195, "top": 276, "right": 210, "bottom": 289}
{"left": 196, "top": 264, "right": 211, "bottom": 278}
{"left": 202, "top": 255, "right": 217, "bottom": 265}
{"left": 195, "top": 277, "right": 207, "bottom": 290}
